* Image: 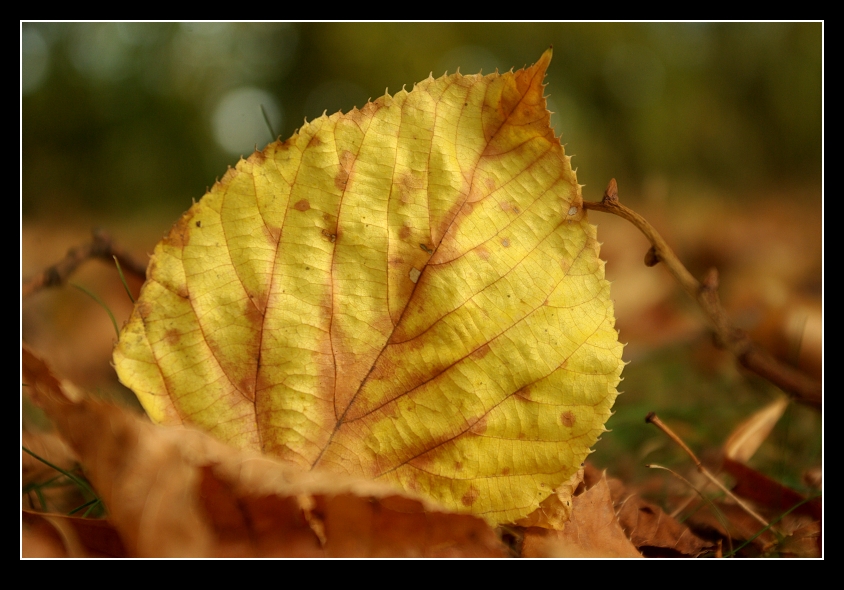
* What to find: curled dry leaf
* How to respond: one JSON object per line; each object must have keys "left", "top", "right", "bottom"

{"left": 22, "top": 345, "right": 506, "bottom": 557}
{"left": 723, "top": 397, "right": 789, "bottom": 462}
{"left": 516, "top": 466, "right": 583, "bottom": 530}
{"left": 521, "top": 473, "right": 642, "bottom": 558}
{"left": 610, "top": 484, "right": 713, "bottom": 557}
{"left": 585, "top": 463, "right": 712, "bottom": 557}
{"left": 113, "top": 49, "right": 624, "bottom": 525}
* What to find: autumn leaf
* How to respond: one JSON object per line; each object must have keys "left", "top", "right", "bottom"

{"left": 23, "top": 345, "right": 506, "bottom": 557}
{"left": 521, "top": 473, "right": 642, "bottom": 558}
{"left": 113, "top": 48, "right": 624, "bottom": 524}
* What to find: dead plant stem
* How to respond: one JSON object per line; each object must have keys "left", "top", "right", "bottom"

{"left": 646, "top": 412, "right": 769, "bottom": 528}
{"left": 22, "top": 229, "right": 147, "bottom": 299}
{"left": 583, "top": 180, "right": 821, "bottom": 409}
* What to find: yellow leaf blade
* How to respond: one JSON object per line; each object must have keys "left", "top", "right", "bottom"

{"left": 114, "top": 49, "right": 624, "bottom": 525}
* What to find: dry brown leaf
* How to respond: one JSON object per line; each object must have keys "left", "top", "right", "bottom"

{"left": 22, "top": 345, "right": 506, "bottom": 557}
{"left": 583, "top": 463, "right": 711, "bottom": 557}
{"left": 777, "top": 521, "right": 821, "bottom": 558}
{"left": 22, "top": 430, "right": 78, "bottom": 482}
{"left": 22, "top": 510, "right": 127, "bottom": 557}
{"left": 521, "top": 473, "right": 642, "bottom": 558}
{"left": 22, "top": 430, "right": 84, "bottom": 513}
{"left": 22, "top": 513, "right": 70, "bottom": 558}
{"left": 611, "top": 488, "right": 712, "bottom": 557}
{"left": 723, "top": 397, "right": 789, "bottom": 462}
{"left": 685, "top": 501, "right": 778, "bottom": 556}
{"left": 722, "top": 458, "right": 821, "bottom": 521}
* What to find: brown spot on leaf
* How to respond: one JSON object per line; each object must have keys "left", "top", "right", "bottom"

{"left": 137, "top": 301, "right": 152, "bottom": 320}
{"left": 471, "top": 343, "right": 491, "bottom": 361}
{"left": 195, "top": 220, "right": 201, "bottom": 228}
{"left": 388, "top": 256, "right": 404, "bottom": 267}
{"left": 461, "top": 486, "right": 480, "bottom": 507}
{"left": 294, "top": 199, "right": 311, "bottom": 212}
{"left": 249, "top": 149, "right": 266, "bottom": 164}
{"left": 517, "top": 385, "right": 532, "bottom": 401}
{"left": 471, "top": 415, "right": 488, "bottom": 435}
{"left": 177, "top": 286, "right": 189, "bottom": 300}
{"left": 561, "top": 411, "right": 576, "bottom": 427}
{"left": 322, "top": 229, "right": 337, "bottom": 243}
{"left": 334, "top": 165, "right": 350, "bottom": 192}
{"left": 263, "top": 224, "right": 281, "bottom": 244}
{"left": 468, "top": 184, "right": 484, "bottom": 203}
{"left": 454, "top": 461, "right": 463, "bottom": 471}
{"left": 238, "top": 375, "right": 256, "bottom": 402}
{"left": 502, "top": 467, "right": 510, "bottom": 476}
{"left": 501, "top": 238, "right": 510, "bottom": 248}
{"left": 397, "top": 173, "right": 420, "bottom": 204}
{"left": 399, "top": 225, "right": 411, "bottom": 240}
{"left": 164, "top": 328, "right": 180, "bottom": 345}
{"left": 308, "top": 135, "right": 322, "bottom": 149}
{"left": 475, "top": 246, "right": 490, "bottom": 261}
{"left": 162, "top": 210, "right": 195, "bottom": 249}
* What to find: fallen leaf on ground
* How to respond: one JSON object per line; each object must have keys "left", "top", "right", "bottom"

{"left": 22, "top": 510, "right": 127, "bottom": 558}
{"left": 584, "top": 463, "right": 712, "bottom": 557}
{"left": 685, "top": 501, "right": 778, "bottom": 556}
{"left": 113, "top": 48, "right": 624, "bottom": 524}
{"left": 722, "top": 458, "right": 821, "bottom": 521}
{"left": 776, "top": 521, "right": 821, "bottom": 558}
{"left": 22, "top": 430, "right": 85, "bottom": 513}
{"left": 23, "top": 345, "right": 506, "bottom": 557}
{"left": 723, "top": 397, "right": 789, "bottom": 462}
{"left": 521, "top": 473, "right": 642, "bottom": 557}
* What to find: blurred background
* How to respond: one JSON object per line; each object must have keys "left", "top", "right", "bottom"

{"left": 22, "top": 23, "right": 822, "bottom": 494}
{"left": 23, "top": 22, "right": 821, "bottom": 218}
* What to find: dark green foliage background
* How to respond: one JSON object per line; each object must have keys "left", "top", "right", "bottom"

{"left": 23, "top": 22, "right": 821, "bottom": 220}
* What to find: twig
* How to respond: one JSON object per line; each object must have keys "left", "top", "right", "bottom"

{"left": 646, "top": 412, "right": 769, "bottom": 529}
{"left": 584, "top": 179, "right": 821, "bottom": 409}
{"left": 22, "top": 229, "right": 147, "bottom": 299}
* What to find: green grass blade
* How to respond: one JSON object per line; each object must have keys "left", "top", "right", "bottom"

{"left": 22, "top": 446, "right": 96, "bottom": 498}
{"left": 112, "top": 255, "right": 135, "bottom": 303}
{"left": 724, "top": 494, "right": 821, "bottom": 557}
{"left": 71, "top": 283, "right": 120, "bottom": 338}
{"left": 261, "top": 104, "right": 276, "bottom": 140}
{"left": 68, "top": 498, "right": 99, "bottom": 516}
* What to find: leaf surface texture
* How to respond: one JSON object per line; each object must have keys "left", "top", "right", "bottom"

{"left": 114, "top": 49, "right": 624, "bottom": 524}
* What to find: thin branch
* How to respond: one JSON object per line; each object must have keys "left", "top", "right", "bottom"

{"left": 584, "top": 180, "right": 821, "bottom": 408}
{"left": 646, "top": 412, "right": 769, "bottom": 529}
{"left": 22, "top": 229, "right": 147, "bottom": 299}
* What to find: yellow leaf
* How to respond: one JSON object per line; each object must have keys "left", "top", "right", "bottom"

{"left": 113, "top": 49, "right": 624, "bottom": 525}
